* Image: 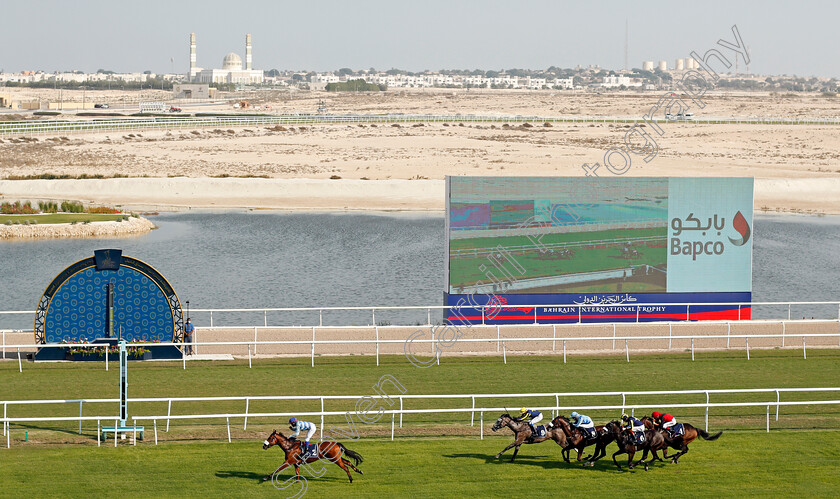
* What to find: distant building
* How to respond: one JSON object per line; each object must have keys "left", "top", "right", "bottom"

{"left": 172, "top": 83, "right": 215, "bottom": 99}
{"left": 189, "top": 33, "right": 264, "bottom": 85}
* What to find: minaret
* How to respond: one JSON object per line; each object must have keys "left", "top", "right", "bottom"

{"left": 245, "top": 34, "right": 253, "bottom": 70}
{"left": 189, "top": 33, "right": 197, "bottom": 78}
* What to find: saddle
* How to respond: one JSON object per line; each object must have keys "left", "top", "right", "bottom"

{"left": 581, "top": 427, "right": 597, "bottom": 440}
{"left": 532, "top": 425, "right": 547, "bottom": 438}
{"left": 670, "top": 423, "right": 685, "bottom": 437}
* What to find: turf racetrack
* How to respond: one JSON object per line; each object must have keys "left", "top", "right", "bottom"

{"left": 449, "top": 227, "right": 666, "bottom": 291}
{"left": 2, "top": 350, "right": 839, "bottom": 496}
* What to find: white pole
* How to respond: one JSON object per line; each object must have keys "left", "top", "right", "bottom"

{"left": 244, "top": 399, "right": 249, "bottom": 430}
{"left": 17, "top": 348, "right": 21, "bottom": 373}
{"left": 705, "top": 392, "right": 709, "bottom": 431}
{"left": 502, "top": 342, "right": 507, "bottom": 364}
{"left": 471, "top": 396, "right": 475, "bottom": 426}
{"left": 133, "top": 422, "right": 137, "bottom": 446}
{"left": 226, "top": 417, "right": 231, "bottom": 443}
{"left": 97, "top": 420, "right": 101, "bottom": 447}
{"left": 154, "top": 419, "right": 158, "bottom": 445}
{"left": 766, "top": 405, "right": 770, "bottom": 432}
{"left": 625, "top": 339, "right": 629, "bottom": 362}
{"left": 399, "top": 397, "right": 403, "bottom": 428}
{"left": 320, "top": 398, "right": 325, "bottom": 438}
{"left": 114, "top": 419, "right": 118, "bottom": 447}
{"left": 182, "top": 351, "right": 186, "bottom": 370}
{"left": 803, "top": 336, "right": 807, "bottom": 359}
{"left": 311, "top": 327, "right": 315, "bottom": 367}
{"left": 480, "top": 411, "right": 484, "bottom": 439}
{"left": 166, "top": 400, "right": 172, "bottom": 432}
{"left": 691, "top": 338, "right": 695, "bottom": 361}
{"left": 105, "top": 346, "right": 109, "bottom": 371}
{"left": 391, "top": 413, "right": 395, "bottom": 441}
{"left": 78, "top": 401, "right": 83, "bottom": 434}
{"left": 248, "top": 345, "right": 252, "bottom": 369}
{"left": 253, "top": 327, "right": 258, "bottom": 355}
{"left": 563, "top": 340, "right": 567, "bottom": 363}
{"left": 775, "top": 390, "right": 780, "bottom": 421}
{"left": 746, "top": 338, "right": 750, "bottom": 360}
{"left": 613, "top": 323, "right": 616, "bottom": 349}
{"left": 376, "top": 327, "right": 380, "bottom": 366}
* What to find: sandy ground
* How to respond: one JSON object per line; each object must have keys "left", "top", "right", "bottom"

{"left": 1, "top": 89, "right": 839, "bottom": 213}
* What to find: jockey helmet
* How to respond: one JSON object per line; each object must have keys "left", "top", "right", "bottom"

{"left": 570, "top": 411, "right": 579, "bottom": 419}
{"left": 621, "top": 413, "right": 629, "bottom": 421}
{"left": 651, "top": 411, "right": 661, "bottom": 418}
{"left": 519, "top": 407, "right": 528, "bottom": 414}
{"left": 289, "top": 417, "right": 297, "bottom": 425}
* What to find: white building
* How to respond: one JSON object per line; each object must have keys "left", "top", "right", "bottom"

{"left": 189, "top": 33, "right": 264, "bottom": 85}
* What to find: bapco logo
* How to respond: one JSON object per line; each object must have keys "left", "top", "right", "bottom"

{"left": 728, "top": 211, "right": 751, "bottom": 246}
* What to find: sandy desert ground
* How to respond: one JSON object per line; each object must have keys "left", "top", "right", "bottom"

{"left": 1, "top": 88, "right": 839, "bottom": 213}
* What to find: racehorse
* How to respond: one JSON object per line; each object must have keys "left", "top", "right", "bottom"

{"left": 261, "top": 430, "right": 364, "bottom": 483}
{"left": 604, "top": 421, "right": 664, "bottom": 471}
{"left": 640, "top": 416, "right": 722, "bottom": 463}
{"left": 551, "top": 415, "right": 615, "bottom": 465}
{"left": 490, "top": 413, "right": 572, "bottom": 462}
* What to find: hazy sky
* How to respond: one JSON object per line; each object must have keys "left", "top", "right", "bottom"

{"left": 2, "top": 0, "right": 838, "bottom": 77}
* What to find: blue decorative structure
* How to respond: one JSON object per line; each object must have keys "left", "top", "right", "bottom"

{"left": 34, "top": 250, "right": 184, "bottom": 361}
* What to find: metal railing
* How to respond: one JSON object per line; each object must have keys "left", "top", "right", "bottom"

{"left": 4, "top": 300, "right": 839, "bottom": 329}
{"left": 2, "top": 113, "right": 839, "bottom": 137}
{"left": 3, "top": 321, "right": 840, "bottom": 372}
{"left": 4, "top": 387, "right": 839, "bottom": 447}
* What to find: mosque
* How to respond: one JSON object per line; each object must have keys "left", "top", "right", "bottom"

{"left": 188, "top": 33, "right": 264, "bottom": 85}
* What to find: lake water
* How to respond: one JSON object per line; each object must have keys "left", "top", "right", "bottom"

{"left": 1, "top": 212, "right": 838, "bottom": 329}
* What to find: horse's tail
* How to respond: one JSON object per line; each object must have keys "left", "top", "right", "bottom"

{"left": 339, "top": 443, "right": 364, "bottom": 465}
{"left": 696, "top": 427, "right": 722, "bottom": 441}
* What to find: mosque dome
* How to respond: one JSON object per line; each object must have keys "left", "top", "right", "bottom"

{"left": 222, "top": 52, "right": 243, "bottom": 70}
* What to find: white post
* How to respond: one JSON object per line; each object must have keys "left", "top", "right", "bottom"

{"left": 691, "top": 338, "right": 695, "bottom": 361}
{"left": 727, "top": 322, "right": 731, "bottom": 348}
{"left": 802, "top": 336, "right": 806, "bottom": 359}
{"left": 253, "top": 327, "right": 258, "bottom": 355}
{"left": 621, "top": 393, "right": 626, "bottom": 414}
{"left": 555, "top": 395, "right": 559, "bottom": 418}
{"left": 264, "top": 310, "right": 267, "bottom": 327}
{"left": 2, "top": 403, "right": 5, "bottom": 436}
{"left": 182, "top": 351, "right": 186, "bottom": 370}
{"left": 133, "top": 422, "right": 137, "bottom": 446}
{"left": 244, "top": 399, "right": 249, "bottom": 430}
{"left": 775, "top": 390, "right": 780, "bottom": 421}
{"left": 372, "top": 309, "right": 375, "bottom": 326}
{"left": 482, "top": 307, "right": 485, "bottom": 325}
{"left": 399, "top": 397, "right": 403, "bottom": 428}
{"left": 2, "top": 330, "right": 4, "bottom": 359}
{"left": 578, "top": 306, "right": 581, "bottom": 323}
{"left": 480, "top": 411, "right": 484, "bottom": 439}
{"left": 320, "top": 309, "right": 323, "bottom": 327}
{"left": 471, "top": 396, "right": 475, "bottom": 426}
{"left": 613, "top": 323, "right": 616, "bottom": 349}
{"left": 766, "top": 405, "right": 770, "bottom": 432}
{"left": 105, "top": 346, "right": 109, "bottom": 371}
{"left": 625, "top": 339, "right": 629, "bottom": 362}
{"left": 320, "top": 398, "right": 325, "bottom": 438}
{"left": 534, "top": 307, "right": 538, "bottom": 325}
{"left": 78, "top": 401, "right": 83, "bottom": 434}
{"left": 17, "top": 348, "right": 21, "bottom": 373}
{"left": 210, "top": 311, "right": 213, "bottom": 328}
{"left": 311, "top": 327, "right": 315, "bottom": 367}
{"left": 427, "top": 308, "right": 431, "bottom": 326}
{"left": 114, "top": 419, "right": 118, "bottom": 447}
{"left": 788, "top": 303, "right": 791, "bottom": 320}
{"left": 248, "top": 345, "right": 252, "bottom": 369}
{"left": 226, "top": 417, "right": 231, "bottom": 443}
{"left": 375, "top": 327, "right": 380, "bottom": 366}
{"left": 6, "top": 422, "right": 9, "bottom": 448}
{"left": 166, "top": 400, "right": 172, "bottom": 432}
{"left": 502, "top": 342, "right": 507, "bottom": 364}
{"left": 746, "top": 338, "right": 750, "bottom": 360}
{"left": 391, "top": 413, "right": 395, "bottom": 441}
{"left": 154, "top": 419, "right": 158, "bottom": 445}
{"left": 705, "top": 392, "right": 709, "bottom": 431}
{"left": 563, "top": 340, "right": 566, "bottom": 364}
{"left": 97, "top": 420, "right": 101, "bottom": 447}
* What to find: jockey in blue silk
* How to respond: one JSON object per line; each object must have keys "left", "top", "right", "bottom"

{"left": 515, "top": 407, "right": 544, "bottom": 436}
{"left": 289, "top": 417, "right": 317, "bottom": 458}
{"left": 621, "top": 414, "right": 646, "bottom": 445}
{"left": 569, "top": 411, "right": 596, "bottom": 439}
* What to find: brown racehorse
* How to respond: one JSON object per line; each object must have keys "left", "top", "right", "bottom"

{"left": 261, "top": 430, "right": 364, "bottom": 483}
{"left": 640, "top": 416, "right": 722, "bottom": 463}
{"left": 603, "top": 421, "right": 665, "bottom": 471}
{"left": 551, "top": 415, "right": 615, "bottom": 466}
{"left": 491, "top": 413, "right": 573, "bottom": 462}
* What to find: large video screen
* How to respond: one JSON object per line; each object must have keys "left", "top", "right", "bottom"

{"left": 446, "top": 176, "right": 753, "bottom": 323}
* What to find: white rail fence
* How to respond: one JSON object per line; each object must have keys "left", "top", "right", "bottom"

{"left": 3, "top": 300, "right": 840, "bottom": 329}
{"left": 4, "top": 388, "right": 840, "bottom": 447}
{"left": 3, "top": 322, "right": 840, "bottom": 372}
{"left": 2, "top": 113, "right": 840, "bottom": 136}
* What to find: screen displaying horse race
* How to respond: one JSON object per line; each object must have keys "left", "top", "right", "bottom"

{"left": 445, "top": 176, "right": 754, "bottom": 323}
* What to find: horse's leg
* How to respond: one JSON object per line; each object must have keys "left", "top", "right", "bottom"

{"left": 672, "top": 444, "right": 689, "bottom": 464}
{"left": 264, "top": 460, "right": 292, "bottom": 481}
{"left": 495, "top": 441, "right": 518, "bottom": 459}
{"left": 612, "top": 449, "right": 624, "bottom": 469}
{"left": 294, "top": 465, "right": 301, "bottom": 482}
{"left": 342, "top": 458, "right": 363, "bottom": 475}
{"left": 627, "top": 449, "right": 635, "bottom": 469}
{"left": 333, "top": 455, "right": 353, "bottom": 483}
{"left": 562, "top": 447, "right": 570, "bottom": 463}
{"left": 511, "top": 444, "right": 521, "bottom": 462}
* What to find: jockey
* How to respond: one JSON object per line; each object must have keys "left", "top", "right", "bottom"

{"left": 289, "top": 417, "right": 317, "bottom": 459}
{"left": 621, "top": 414, "right": 646, "bottom": 445}
{"left": 569, "top": 411, "right": 596, "bottom": 439}
{"left": 515, "top": 407, "right": 544, "bottom": 435}
{"left": 661, "top": 413, "right": 679, "bottom": 436}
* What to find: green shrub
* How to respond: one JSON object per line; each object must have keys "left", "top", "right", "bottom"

{"left": 61, "top": 200, "right": 84, "bottom": 213}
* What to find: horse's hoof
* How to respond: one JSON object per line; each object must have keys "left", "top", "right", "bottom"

{"left": 262, "top": 476, "right": 270, "bottom": 481}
